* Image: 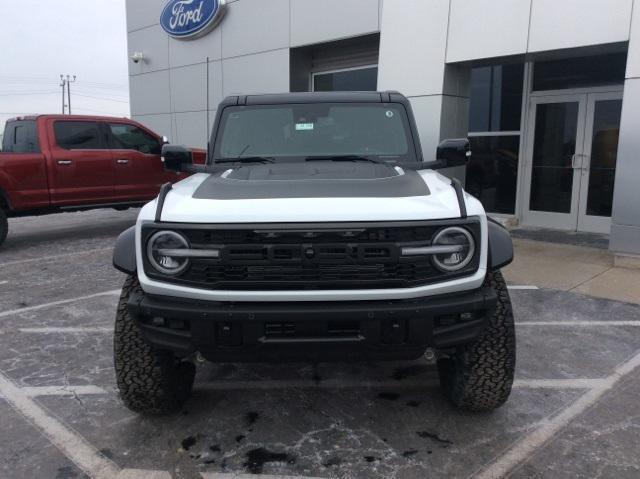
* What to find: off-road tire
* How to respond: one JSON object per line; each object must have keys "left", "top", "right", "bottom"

{"left": 0, "top": 208, "right": 8, "bottom": 248}
{"left": 114, "top": 276, "right": 195, "bottom": 415}
{"left": 437, "top": 270, "right": 516, "bottom": 411}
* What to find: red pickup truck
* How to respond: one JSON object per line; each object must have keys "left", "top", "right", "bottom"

{"left": 0, "top": 114, "right": 204, "bottom": 247}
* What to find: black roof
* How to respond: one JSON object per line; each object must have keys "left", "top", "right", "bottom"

{"left": 220, "top": 91, "right": 408, "bottom": 106}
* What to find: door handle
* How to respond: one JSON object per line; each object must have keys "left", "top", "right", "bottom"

{"left": 116, "top": 159, "right": 129, "bottom": 164}
{"left": 57, "top": 160, "right": 72, "bottom": 165}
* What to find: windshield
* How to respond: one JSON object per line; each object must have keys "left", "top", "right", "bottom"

{"left": 211, "top": 103, "right": 417, "bottom": 164}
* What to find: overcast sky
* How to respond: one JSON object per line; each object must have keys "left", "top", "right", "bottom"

{"left": 0, "top": 0, "right": 130, "bottom": 132}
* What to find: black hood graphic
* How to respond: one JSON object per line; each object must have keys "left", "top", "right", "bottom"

{"left": 192, "top": 162, "right": 429, "bottom": 200}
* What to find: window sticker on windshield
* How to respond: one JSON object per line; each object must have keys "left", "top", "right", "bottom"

{"left": 295, "top": 123, "right": 314, "bottom": 131}
{"left": 385, "top": 110, "right": 394, "bottom": 118}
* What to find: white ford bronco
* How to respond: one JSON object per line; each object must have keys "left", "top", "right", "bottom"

{"left": 112, "top": 91, "right": 516, "bottom": 415}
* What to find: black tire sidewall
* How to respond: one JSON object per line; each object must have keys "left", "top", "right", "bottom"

{"left": 114, "top": 275, "right": 195, "bottom": 414}
{"left": 0, "top": 209, "right": 7, "bottom": 247}
{"left": 438, "top": 270, "right": 516, "bottom": 411}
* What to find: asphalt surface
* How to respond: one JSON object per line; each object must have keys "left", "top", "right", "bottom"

{"left": 0, "top": 209, "right": 639, "bottom": 479}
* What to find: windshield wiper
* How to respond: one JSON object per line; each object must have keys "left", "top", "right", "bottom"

{"left": 215, "top": 156, "right": 276, "bottom": 164}
{"left": 305, "top": 155, "right": 380, "bottom": 164}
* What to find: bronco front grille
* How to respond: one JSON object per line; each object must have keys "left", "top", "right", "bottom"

{"left": 142, "top": 220, "right": 481, "bottom": 291}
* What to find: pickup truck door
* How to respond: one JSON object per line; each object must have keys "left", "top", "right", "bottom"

{"left": 0, "top": 119, "right": 49, "bottom": 211}
{"left": 46, "top": 120, "right": 115, "bottom": 206}
{"left": 107, "top": 122, "right": 169, "bottom": 200}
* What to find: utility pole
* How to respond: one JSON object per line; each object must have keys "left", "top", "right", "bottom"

{"left": 59, "top": 75, "right": 66, "bottom": 114}
{"left": 66, "top": 75, "right": 77, "bottom": 114}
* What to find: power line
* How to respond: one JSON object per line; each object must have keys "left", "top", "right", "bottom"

{"left": 73, "top": 93, "right": 129, "bottom": 103}
{"left": 0, "top": 75, "right": 127, "bottom": 89}
{"left": 0, "top": 91, "right": 60, "bottom": 96}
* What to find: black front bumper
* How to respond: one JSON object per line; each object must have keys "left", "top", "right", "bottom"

{"left": 127, "top": 287, "right": 496, "bottom": 362}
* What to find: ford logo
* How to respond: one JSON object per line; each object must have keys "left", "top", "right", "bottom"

{"left": 160, "top": 0, "right": 227, "bottom": 40}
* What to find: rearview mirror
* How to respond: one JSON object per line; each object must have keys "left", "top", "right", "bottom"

{"left": 162, "top": 144, "right": 193, "bottom": 172}
{"left": 436, "top": 138, "right": 471, "bottom": 168}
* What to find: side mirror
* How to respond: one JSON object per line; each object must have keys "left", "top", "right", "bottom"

{"left": 161, "top": 144, "right": 193, "bottom": 172}
{"left": 162, "top": 135, "right": 170, "bottom": 144}
{"left": 436, "top": 138, "right": 471, "bottom": 168}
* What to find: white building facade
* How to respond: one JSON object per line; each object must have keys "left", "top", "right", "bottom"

{"left": 126, "top": 0, "right": 640, "bottom": 257}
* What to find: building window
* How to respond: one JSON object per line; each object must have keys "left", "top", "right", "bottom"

{"left": 532, "top": 52, "right": 626, "bottom": 91}
{"left": 466, "top": 135, "right": 520, "bottom": 215}
{"left": 312, "top": 66, "right": 378, "bottom": 92}
{"left": 467, "top": 63, "right": 524, "bottom": 215}
{"left": 469, "top": 64, "right": 523, "bottom": 132}
{"left": 290, "top": 33, "right": 379, "bottom": 92}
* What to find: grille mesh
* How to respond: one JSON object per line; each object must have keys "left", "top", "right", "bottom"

{"left": 143, "top": 221, "right": 480, "bottom": 290}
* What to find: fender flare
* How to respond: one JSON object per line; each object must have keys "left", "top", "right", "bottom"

{"left": 487, "top": 217, "right": 513, "bottom": 271}
{"left": 113, "top": 226, "right": 137, "bottom": 275}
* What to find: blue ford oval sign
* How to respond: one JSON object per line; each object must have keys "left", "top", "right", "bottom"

{"left": 160, "top": 0, "right": 227, "bottom": 40}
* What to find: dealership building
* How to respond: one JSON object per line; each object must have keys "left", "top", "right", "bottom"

{"left": 126, "top": 0, "right": 640, "bottom": 257}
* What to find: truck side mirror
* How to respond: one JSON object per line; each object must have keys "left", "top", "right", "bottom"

{"left": 162, "top": 144, "right": 193, "bottom": 172}
{"left": 436, "top": 138, "right": 471, "bottom": 168}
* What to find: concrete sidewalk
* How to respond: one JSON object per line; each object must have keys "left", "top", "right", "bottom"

{"left": 503, "top": 238, "right": 640, "bottom": 305}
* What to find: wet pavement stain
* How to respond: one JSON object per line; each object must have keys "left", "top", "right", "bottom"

{"left": 181, "top": 436, "right": 197, "bottom": 451}
{"left": 323, "top": 456, "right": 343, "bottom": 468}
{"left": 406, "top": 400, "right": 421, "bottom": 407}
{"left": 235, "top": 434, "right": 246, "bottom": 443}
{"left": 377, "top": 392, "right": 400, "bottom": 401}
{"left": 364, "top": 455, "right": 381, "bottom": 462}
{"left": 209, "top": 444, "right": 221, "bottom": 453}
{"left": 243, "top": 448, "right": 296, "bottom": 474}
{"left": 403, "top": 450, "right": 419, "bottom": 457}
{"left": 416, "top": 431, "right": 453, "bottom": 446}
{"left": 55, "top": 466, "right": 78, "bottom": 479}
{"left": 98, "top": 448, "right": 114, "bottom": 459}
{"left": 245, "top": 411, "right": 259, "bottom": 426}
{"left": 392, "top": 365, "right": 429, "bottom": 380}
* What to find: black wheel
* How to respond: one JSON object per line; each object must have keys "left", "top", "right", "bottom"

{"left": 114, "top": 276, "right": 195, "bottom": 415}
{"left": 437, "top": 270, "right": 516, "bottom": 411}
{"left": 0, "top": 209, "right": 8, "bottom": 248}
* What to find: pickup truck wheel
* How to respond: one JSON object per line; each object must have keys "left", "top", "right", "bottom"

{"left": 437, "top": 270, "right": 516, "bottom": 411}
{"left": 114, "top": 276, "right": 195, "bottom": 415}
{"left": 0, "top": 209, "right": 8, "bottom": 247}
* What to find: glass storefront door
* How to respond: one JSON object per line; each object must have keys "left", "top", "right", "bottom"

{"left": 522, "top": 90, "right": 623, "bottom": 233}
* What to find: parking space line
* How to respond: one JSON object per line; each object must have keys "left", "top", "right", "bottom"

{"left": 18, "top": 327, "right": 113, "bottom": 334}
{"left": 475, "top": 350, "right": 640, "bottom": 479}
{"left": 513, "top": 378, "right": 607, "bottom": 389}
{"left": 0, "top": 247, "right": 113, "bottom": 268}
{"left": 0, "top": 370, "right": 120, "bottom": 479}
{"left": 117, "top": 470, "right": 171, "bottom": 479}
{"left": 200, "top": 473, "right": 325, "bottom": 479}
{"left": 0, "top": 290, "right": 120, "bottom": 319}
{"left": 20, "top": 385, "right": 108, "bottom": 397}
{"left": 0, "top": 377, "right": 605, "bottom": 400}
{"left": 518, "top": 321, "right": 640, "bottom": 326}
{"left": 507, "top": 285, "right": 539, "bottom": 290}
{"left": 0, "top": 280, "right": 8, "bottom": 285}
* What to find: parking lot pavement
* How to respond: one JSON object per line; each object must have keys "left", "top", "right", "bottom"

{"left": 1, "top": 211, "right": 640, "bottom": 479}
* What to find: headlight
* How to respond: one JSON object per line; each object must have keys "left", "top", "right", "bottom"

{"left": 147, "top": 230, "right": 190, "bottom": 275}
{"left": 431, "top": 226, "right": 475, "bottom": 272}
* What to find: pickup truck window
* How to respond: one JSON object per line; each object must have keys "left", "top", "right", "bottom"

{"left": 54, "top": 121, "right": 105, "bottom": 150}
{"left": 2, "top": 120, "right": 40, "bottom": 153}
{"left": 108, "top": 123, "right": 161, "bottom": 155}
{"left": 213, "top": 103, "right": 414, "bottom": 164}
